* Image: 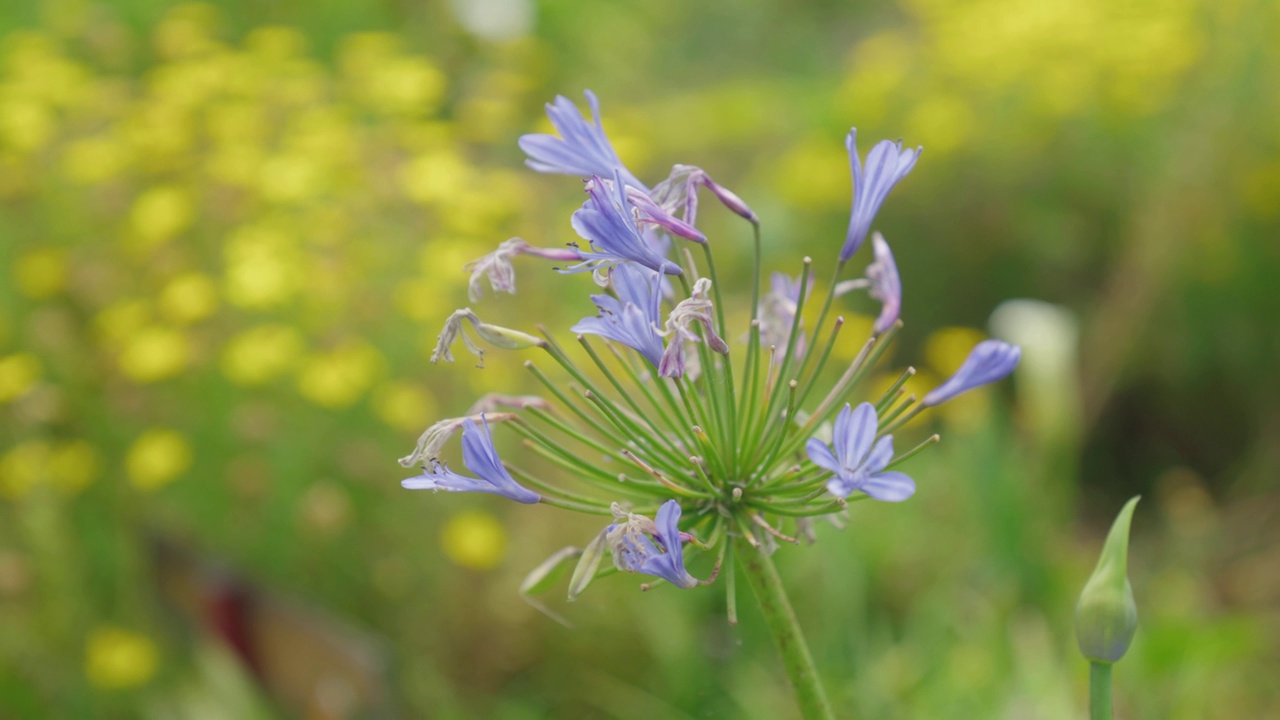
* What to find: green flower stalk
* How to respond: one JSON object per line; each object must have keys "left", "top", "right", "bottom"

{"left": 1076, "top": 496, "right": 1141, "bottom": 720}
{"left": 397, "top": 90, "right": 1023, "bottom": 719}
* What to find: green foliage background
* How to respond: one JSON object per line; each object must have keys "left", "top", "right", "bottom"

{"left": 1, "top": 0, "right": 1277, "bottom": 717}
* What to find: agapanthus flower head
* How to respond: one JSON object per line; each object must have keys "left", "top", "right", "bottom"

{"left": 605, "top": 500, "right": 699, "bottom": 589}
{"left": 464, "top": 237, "right": 582, "bottom": 302}
{"left": 866, "top": 232, "right": 902, "bottom": 334}
{"left": 650, "top": 164, "right": 759, "bottom": 227}
{"left": 565, "top": 173, "right": 683, "bottom": 283}
{"left": 431, "top": 308, "right": 544, "bottom": 366}
{"left": 658, "top": 278, "right": 728, "bottom": 378}
{"left": 841, "top": 130, "right": 922, "bottom": 262}
{"left": 806, "top": 402, "right": 916, "bottom": 502}
{"left": 402, "top": 415, "right": 540, "bottom": 504}
{"left": 571, "top": 262, "right": 665, "bottom": 368}
{"left": 399, "top": 90, "right": 1021, "bottom": 620}
{"left": 922, "top": 339, "right": 1021, "bottom": 407}
{"left": 519, "top": 90, "right": 645, "bottom": 190}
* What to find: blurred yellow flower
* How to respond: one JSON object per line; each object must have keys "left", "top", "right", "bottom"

{"left": 373, "top": 381, "right": 438, "bottom": 433}
{"left": 296, "top": 342, "right": 383, "bottom": 408}
{"left": 152, "top": 3, "right": 221, "bottom": 60}
{"left": 85, "top": 626, "right": 158, "bottom": 690}
{"left": 0, "top": 353, "right": 42, "bottom": 404}
{"left": 130, "top": 185, "right": 194, "bottom": 248}
{"left": 48, "top": 440, "right": 100, "bottom": 496}
{"left": 159, "top": 272, "right": 219, "bottom": 324}
{"left": 440, "top": 510, "right": 507, "bottom": 570}
{"left": 220, "top": 324, "right": 304, "bottom": 386}
{"left": 904, "top": 93, "right": 974, "bottom": 156}
{"left": 15, "top": 248, "right": 67, "bottom": 299}
{"left": 126, "top": 428, "right": 192, "bottom": 491}
{"left": 0, "top": 441, "right": 48, "bottom": 500}
{"left": 400, "top": 150, "right": 472, "bottom": 204}
{"left": 772, "top": 137, "right": 851, "bottom": 211}
{"left": 118, "top": 326, "right": 190, "bottom": 383}
{"left": 394, "top": 276, "right": 447, "bottom": 323}
{"left": 62, "top": 136, "right": 129, "bottom": 184}
{"left": 0, "top": 99, "right": 54, "bottom": 153}
{"left": 94, "top": 300, "right": 151, "bottom": 346}
{"left": 223, "top": 223, "right": 302, "bottom": 308}
{"left": 368, "top": 57, "right": 447, "bottom": 116}
{"left": 259, "top": 152, "right": 324, "bottom": 203}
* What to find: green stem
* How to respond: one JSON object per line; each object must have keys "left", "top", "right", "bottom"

{"left": 1089, "top": 662, "right": 1113, "bottom": 720}
{"left": 734, "top": 535, "right": 835, "bottom": 720}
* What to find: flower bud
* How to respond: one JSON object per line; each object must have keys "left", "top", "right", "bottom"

{"left": 1076, "top": 496, "right": 1140, "bottom": 664}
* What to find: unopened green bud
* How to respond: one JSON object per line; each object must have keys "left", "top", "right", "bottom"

{"left": 1076, "top": 496, "right": 1140, "bottom": 664}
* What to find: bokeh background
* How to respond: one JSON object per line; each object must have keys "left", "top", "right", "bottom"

{"left": 1, "top": 0, "right": 1277, "bottom": 717}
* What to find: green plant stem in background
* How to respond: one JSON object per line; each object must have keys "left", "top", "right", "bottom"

{"left": 1090, "top": 662, "right": 1113, "bottom": 720}
{"left": 734, "top": 535, "right": 836, "bottom": 720}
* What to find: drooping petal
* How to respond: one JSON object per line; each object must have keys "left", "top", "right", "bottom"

{"left": 922, "top": 339, "right": 1021, "bottom": 407}
{"left": 639, "top": 500, "right": 698, "bottom": 588}
{"left": 841, "top": 130, "right": 921, "bottom": 261}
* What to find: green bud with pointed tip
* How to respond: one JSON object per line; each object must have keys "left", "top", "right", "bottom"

{"left": 1076, "top": 496, "right": 1140, "bottom": 664}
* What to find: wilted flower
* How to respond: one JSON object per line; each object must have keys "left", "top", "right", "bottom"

{"left": 402, "top": 415, "right": 540, "bottom": 504}
{"left": 866, "top": 233, "right": 901, "bottom": 334}
{"left": 922, "top": 339, "right": 1021, "bottom": 406}
{"left": 650, "top": 164, "right": 758, "bottom": 226}
{"left": 519, "top": 90, "right": 645, "bottom": 191}
{"left": 841, "top": 130, "right": 922, "bottom": 261}
{"left": 430, "top": 308, "right": 544, "bottom": 366}
{"left": 658, "top": 278, "right": 728, "bottom": 378}
{"left": 464, "top": 237, "right": 582, "bottom": 302}
{"left": 806, "top": 402, "right": 915, "bottom": 501}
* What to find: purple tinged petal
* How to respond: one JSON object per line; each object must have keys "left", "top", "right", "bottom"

{"left": 805, "top": 437, "right": 840, "bottom": 473}
{"left": 863, "top": 435, "right": 895, "bottom": 474}
{"left": 841, "top": 129, "right": 921, "bottom": 262}
{"left": 403, "top": 415, "right": 539, "bottom": 504}
{"left": 699, "top": 174, "right": 758, "bottom": 223}
{"left": 922, "top": 339, "right": 1022, "bottom": 407}
{"left": 519, "top": 91, "right": 645, "bottom": 190}
{"left": 639, "top": 500, "right": 698, "bottom": 588}
{"left": 839, "top": 402, "right": 878, "bottom": 469}
{"left": 564, "top": 174, "right": 681, "bottom": 278}
{"left": 572, "top": 264, "right": 665, "bottom": 367}
{"left": 860, "top": 471, "right": 916, "bottom": 502}
{"left": 868, "top": 233, "right": 902, "bottom": 334}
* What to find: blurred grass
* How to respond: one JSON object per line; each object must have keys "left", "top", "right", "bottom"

{"left": 1, "top": 0, "right": 1278, "bottom": 717}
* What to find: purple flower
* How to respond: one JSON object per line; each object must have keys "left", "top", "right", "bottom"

{"left": 866, "top": 232, "right": 901, "bottom": 334}
{"left": 922, "top": 339, "right": 1021, "bottom": 407}
{"left": 625, "top": 186, "right": 706, "bottom": 244}
{"left": 805, "top": 402, "right": 915, "bottom": 502}
{"left": 571, "top": 262, "right": 665, "bottom": 368}
{"left": 565, "top": 173, "right": 683, "bottom": 282}
{"left": 402, "top": 414, "right": 540, "bottom": 504}
{"left": 841, "top": 130, "right": 922, "bottom": 262}
{"left": 606, "top": 500, "right": 698, "bottom": 589}
{"left": 519, "top": 90, "right": 646, "bottom": 191}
